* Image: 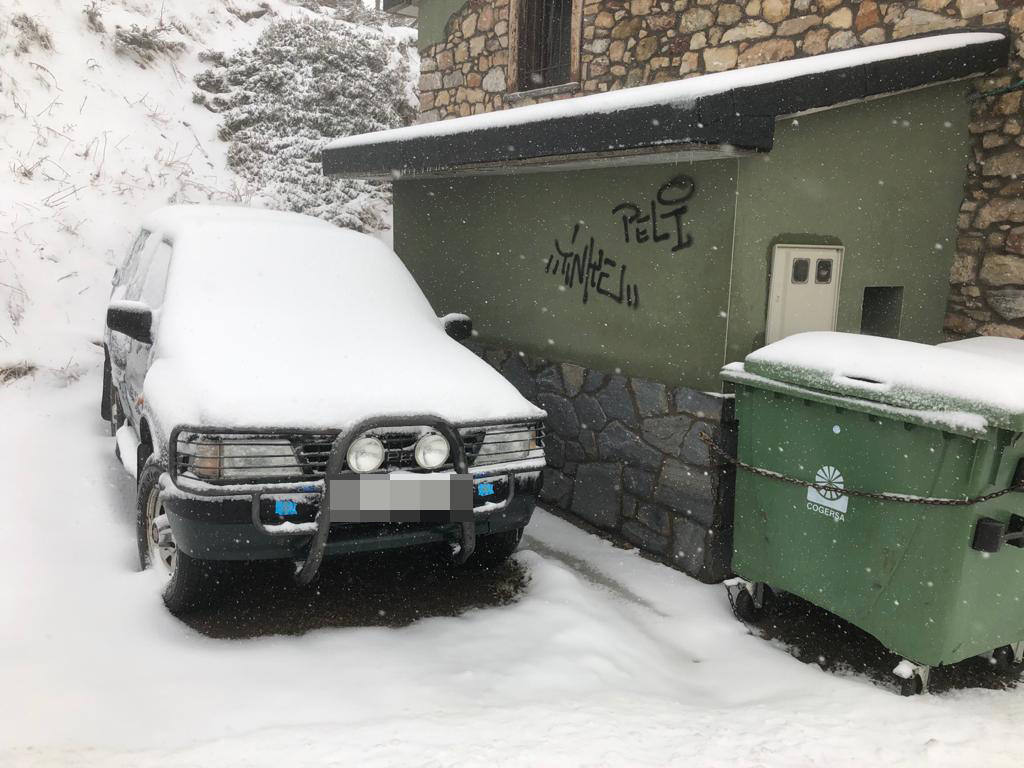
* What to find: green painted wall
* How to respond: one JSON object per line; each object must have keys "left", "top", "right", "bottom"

{"left": 393, "top": 83, "right": 971, "bottom": 393}
{"left": 395, "top": 162, "right": 739, "bottom": 390}
{"left": 418, "top": 0, "right": 469, "bottom": 50}
{"left": 726, "top": 83, "right": 970, "bottom": 365}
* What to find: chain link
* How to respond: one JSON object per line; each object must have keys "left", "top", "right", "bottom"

{"left": 699, "top": 432, "right": 1022, "bottom": 507}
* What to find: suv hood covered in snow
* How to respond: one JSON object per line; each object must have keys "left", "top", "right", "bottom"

{"left": 141, "top": 216, "right": 543, "bottom": 430}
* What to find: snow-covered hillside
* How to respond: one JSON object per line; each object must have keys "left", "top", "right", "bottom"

{"left": 0, "top": 0, "right": 414, "bottom": 374}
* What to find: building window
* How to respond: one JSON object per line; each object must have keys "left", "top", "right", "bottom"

{"left": 512, "top": 0, "right": 581, "bottom": 92}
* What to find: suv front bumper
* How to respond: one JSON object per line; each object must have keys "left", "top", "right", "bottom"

{"left": 160, "top": 471, "right": 541, "bottom": 562}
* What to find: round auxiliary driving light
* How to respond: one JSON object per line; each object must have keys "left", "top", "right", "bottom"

{"left": 347, "top": 436, "right": 385, "bottom": 473}
{"left": 414, "top": 433, "right": 450, "bottom": 470}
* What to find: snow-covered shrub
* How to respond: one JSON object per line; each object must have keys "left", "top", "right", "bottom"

{"left": 9, "top": 14, "right": 53, "bottom": 54}
{"left": 114, "top": 23, "right": 186, "bottom": 67}
{"left": 83, "top": 2, "right": 105, "bottom": 34}
{"left": 194, "top": 17, "right": 416, "bottom": 232}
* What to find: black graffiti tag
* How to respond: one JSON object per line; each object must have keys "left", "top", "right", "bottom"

{"left": 544, "top": 223, "right": 640, "bottom": 309}
{"left": 611, "top": 174, "right": 695, "bottom": 252}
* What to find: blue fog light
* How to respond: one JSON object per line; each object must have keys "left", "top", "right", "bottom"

{"left": 275, "top": 500, "right": 298, "bottom": 517}
{"left": 478, "top": 483, "right": 495, "bottom": 497}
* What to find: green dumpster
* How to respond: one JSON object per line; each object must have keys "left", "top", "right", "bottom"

{"left": 722, "top": 332, "right": 1024, "bottom": 695}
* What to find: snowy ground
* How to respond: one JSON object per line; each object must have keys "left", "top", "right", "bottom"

{"left": 3, "top": 369, "right": 1024, "bottom": 767}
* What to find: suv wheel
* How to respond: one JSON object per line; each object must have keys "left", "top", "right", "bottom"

{"left": 137, "top": 458, "right": 223, "bottom": 613}
{"left": 463, "top": 527, "right": 524, "bottom": 569}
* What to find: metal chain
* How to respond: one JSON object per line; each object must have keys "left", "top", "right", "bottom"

{"left": 699, "top": 432, "right": 1022, "bottom": 507}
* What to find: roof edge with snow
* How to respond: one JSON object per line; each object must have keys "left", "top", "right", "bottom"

{"left": 322, "top": 31, "right": 1009, "bottom": 180}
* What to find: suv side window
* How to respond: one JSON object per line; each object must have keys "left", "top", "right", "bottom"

{"left": 140, "top": 240, "right": 174, "bottom": 308}
{"left": 116, "top": 229, "right": 150, "bottom": 289}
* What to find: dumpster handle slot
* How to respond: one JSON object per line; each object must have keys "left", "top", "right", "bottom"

{"left": 972, "top": 515, "right": 1024, "bottom": 553}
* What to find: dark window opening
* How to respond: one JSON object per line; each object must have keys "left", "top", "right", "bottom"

{"left": 815, "top": 258, "right": 833, "bottom": 284}
{"left": 517, "top": 0, "right": 573, "bottom": 91}
{"left": 791, "top": 258, "right": 810, "bottom": 284}
{"left": 861, "top": 286, "right": 904, "bottom": 338}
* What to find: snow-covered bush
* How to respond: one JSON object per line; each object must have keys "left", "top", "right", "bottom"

{"left": 195, "top": 17, "right": 416, "bottom": 232}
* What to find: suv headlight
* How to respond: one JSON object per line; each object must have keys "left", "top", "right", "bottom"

{"left": 347, "top": 436, "right": 385, "bottom": 473}
{"left": 475, "top": 426, "right": 541, "bottom": 464}
{"left": 414, "top": 433, "right": 450, "bottom": 469}
{"left": 178, "top": 434, "right": 304, "bottom": 481}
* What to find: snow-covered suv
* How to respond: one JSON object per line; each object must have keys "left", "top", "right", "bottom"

{"left": 102, "top": 206, "right": 546, "bottom": 612}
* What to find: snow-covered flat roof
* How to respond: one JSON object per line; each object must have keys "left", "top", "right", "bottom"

{"left": 322, "top": 31, "right": 1007, "bottom": 179}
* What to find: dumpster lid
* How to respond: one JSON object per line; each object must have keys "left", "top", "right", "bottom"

{"left": 737, "top": 332, "right": 1024, "bottom": 432}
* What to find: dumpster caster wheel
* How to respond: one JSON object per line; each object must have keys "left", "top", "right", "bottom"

{"left": 894, "top": 660, "right": 929, "bottom": 697}
{"left": 729, "top": 581, "right": 771, "bottom": 624}
{"left": 992, "top": 645, "right": 1016, "bottom": 673}
{"left": 899, "top": 675, "right": 925, "bottom": 697}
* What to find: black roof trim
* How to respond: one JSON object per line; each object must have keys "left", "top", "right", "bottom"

{"left": 322, "top": 31, "right": 1009, "bottom": 179}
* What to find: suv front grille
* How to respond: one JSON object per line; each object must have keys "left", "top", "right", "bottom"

{"left": 173, "top": 421, "right": 545, "bottom": 485}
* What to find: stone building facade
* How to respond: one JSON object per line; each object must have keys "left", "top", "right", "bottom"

{"left": 399, "top": 0, "right": 1022, "bottom": 580}
{"left": 417, "top": 0, "right": 1024, "bottom": 342}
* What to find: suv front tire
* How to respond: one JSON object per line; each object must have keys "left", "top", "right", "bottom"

{"left": 136, "top": 458, "right": 225, "bottom": 613}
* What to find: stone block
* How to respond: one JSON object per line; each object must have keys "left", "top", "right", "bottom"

{"left": 682, "top": 422, "right": 716, "bottom": 467}
{"left": 949, "top": 251, "right": 979, "bottom": 284}
{"left": 540, "top": 468, "right": 574, "bottom": 506}
{"left": 571, "top": 463, "right": 622, "bottom": 529}
{"left": 596, "top": 376, "right": 639, "bottom": 426}
{"left": 679, "top": 7, "right": 716, "bottom": 31}
{"left": 762, "top": 0, "right": 790, "bottom": 23}
{"left": 637, "top": 502, "right": 671, "bottom": 536}
{"left": 983, "top": 149, "right": 1024, "bottom": 178}
{"left": 561, "top": 363, "right": 586, "bottom": 397}
{"left": 855, "top": 1, "right": 880, "bottom": 32}
{"left": 859, "top": 26, "right": 885, "bottom": 44}
{"left": 987, "top": 288, "right": 1024, "bottom": 320}
{"left": 1006, "top": 227, "right": 1024, "bottom": 256}
{"left": 977, "top": 323, "right": 1024, "bottom": 339}
{"left": 632, "top": 379, "right": 669, "bottom": 417}
{"left": 673, "top": 387, "right": 726, "bottom": 420}
{"left": 976, "top": 198, "right": 1024, "bottom": 229}
{"left": 703, "top": 45, "right": 738, "bottom": 72}
{"left": 482, "top": 67, "right": 506, "bottom": 92}
{"left": 575, "top": 393, "right": 608, "bottom": 432}
{"left": 776, "top": 14, "right": 820, "bottom": 35}
{"left": 598, "top": 422, "right": 664, "bottom": 469}
{"left": 624, "top": 466, "right": 657, "bottom": 497}
{"left": 418, "top": 72, "right": 442, "bottom": 91}
{"left": 536, "top": 364, "right": 564, "bottom": 392}
{"left": 957, "top": 0, "right": 996, "bottom": 18}
{"left": 670, "top": 515, "right": 710, "bottom": 577}
{"left": 655, "top": 459, "right": 715, "bottom": 524}
{"left": 622, "top": 520, "right": 669, "bottom": 554}
{"left": 893, "top": 9, "right": 964, "bottom": 38}
{"left": 641, "top": 414, "right": 692, "bottom": 456}
{"left": 823, "top": 7, "right": 852, "bottom": 28}
{"left": 540, "top": 392, "right": 581, "bottom": 438}
{"left": 802, "top": 27, "right": 830, "bottom": 55}
{"left": 717, "top": 3, "right": 743, "bottom": 25}
{"left": 721, "top": 20, "right": 774, "bottom": 42}
{"left": 980, "top": 255, "right": 1024, "bottom": 286}
{"left": 612, "top": 17, "right": 643, "bottom": 39}
{"left": 545, "top": 433, "right": 566, "bottom": 468}
{"left": 827, "top": 30, "right": 857, "bottom": 50}
{"left": 739, "top": 38, "right": 795, "bottom": 66}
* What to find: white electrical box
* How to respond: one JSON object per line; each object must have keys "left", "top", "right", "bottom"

{"left": 765, "top": 244, "right": 844, "bottom": 344}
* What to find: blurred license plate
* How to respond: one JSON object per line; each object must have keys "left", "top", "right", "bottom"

{"left": 328, "top": 474, "right": 473, "bottom": 523}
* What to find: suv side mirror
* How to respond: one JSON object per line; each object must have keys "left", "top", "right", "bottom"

{"left": 107, "top": 300, "right": 153, "bottom": 344}
{"left": 441, "top": 313, "right": 473, "bottom": 342}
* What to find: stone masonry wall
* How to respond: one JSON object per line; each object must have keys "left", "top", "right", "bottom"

{"left": 417, "top": 1, "right": 1024, "bottom": 340}
{"left": 469, "top": 343, "right": 737, "bottom": 583}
